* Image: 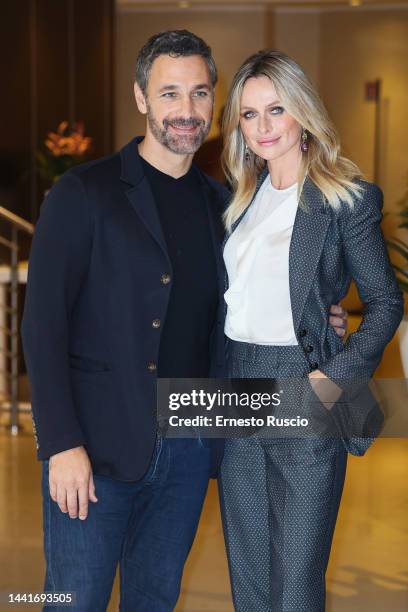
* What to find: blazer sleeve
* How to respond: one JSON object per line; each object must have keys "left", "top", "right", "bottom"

{"left": 319, "top": 182, "right": 404, "bottom": 382}
{"left": 21, "top": 171, "right": 93, "bottom": 459}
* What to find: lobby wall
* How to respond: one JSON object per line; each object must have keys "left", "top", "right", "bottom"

{"left": 115, "top": 5, "right": 268, "bottom": 148}
{"left": 115, "top": 3, "right": 408, "bottom": 231}
{"left": 319, "top": 7, "right": 408, "bottom": 231}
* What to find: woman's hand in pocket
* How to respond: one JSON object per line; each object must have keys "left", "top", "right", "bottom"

{"left": 308, "top": 370, "right": 342, "bottom": 410}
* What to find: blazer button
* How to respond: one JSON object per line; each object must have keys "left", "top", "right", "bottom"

{"left": 310, "top": 362, "right": 319, "bottom": 371}
{"left": 161, "top": 273, "right": 171, "bottom": 285}
{"left": 299, "top": 329, "right": 307, "bottom": 338}
{"left": 147, "top": 361, "right": 157, "bottom": 372}
{"left": 152, "top": 319, "right": 161, "bottom": 329}
{"left": 305, "top": 345, "right": 314, "bottom": 353}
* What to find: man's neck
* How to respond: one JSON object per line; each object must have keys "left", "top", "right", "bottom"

{"left": 138, "top": 133, "right": 194, "bottom": 179}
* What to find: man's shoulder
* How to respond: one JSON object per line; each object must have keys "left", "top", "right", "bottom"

{"left": 68, "top": 150, "right": 121, "bottom": 187}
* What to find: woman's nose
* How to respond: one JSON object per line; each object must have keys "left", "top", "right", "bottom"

{"left": 257, "top": 114, "right": 272, "bottom": 134}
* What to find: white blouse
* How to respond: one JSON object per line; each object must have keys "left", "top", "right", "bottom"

{"left": 224, "top": 175, "right": 299, "bottom": 345}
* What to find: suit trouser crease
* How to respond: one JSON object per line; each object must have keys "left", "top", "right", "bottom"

{"left": 219, "top": 340, "right": 348, "bottom": 612}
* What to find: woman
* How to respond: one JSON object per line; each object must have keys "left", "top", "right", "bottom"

{"left": 218, "top": 50, "right": 403, "bottom": 612}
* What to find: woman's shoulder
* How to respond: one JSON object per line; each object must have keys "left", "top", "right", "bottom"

{"left": 334, "top": 178, "right": 383, "bottom": 220}
{"left": 333, "top": 178, "right": 384, "bottom": 229}
{"left": 352, "top": 177, "right": 383, "bottom": 200}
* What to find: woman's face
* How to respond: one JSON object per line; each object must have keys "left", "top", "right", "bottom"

{"left": 239, "top": 76, "right": 302, "bottom": 166}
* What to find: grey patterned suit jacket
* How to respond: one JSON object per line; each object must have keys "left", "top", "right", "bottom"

{"left": 224, "top": 168, "right": 404, "bottom": 455}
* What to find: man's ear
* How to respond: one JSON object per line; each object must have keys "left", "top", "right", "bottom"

{"left": 134, "top": 82, "right": 147, "bottom": 115}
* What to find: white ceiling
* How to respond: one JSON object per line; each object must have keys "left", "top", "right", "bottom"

{"left": 117, "top": 0, "right": 408, "bottom": 7}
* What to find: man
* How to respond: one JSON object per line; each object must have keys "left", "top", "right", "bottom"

{"left": 22, "top": 30, "right": 346, "bottom": 611}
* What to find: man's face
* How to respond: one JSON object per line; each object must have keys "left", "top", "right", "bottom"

{"left": 134, "top": 54, "right": 214, "bottom": 155}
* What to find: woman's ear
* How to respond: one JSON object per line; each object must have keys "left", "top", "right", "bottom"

{"left": 134, "top": 82, "right": 147, "bottom": 115}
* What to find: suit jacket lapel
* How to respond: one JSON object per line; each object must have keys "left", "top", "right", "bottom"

{"left": 124, "top": 179, "right": 170, "bottom": 262}
{"left": 225, "top": 166, "right": 269, "bottom": 245}
{"left": 222, "top": 166, "right": 269, "bottom": 297}
{"left": 120, "top": 136, "right": 170, "bottom": 265}
{"left": 195, "top": 169, "right": 226, "bottom": 300}
{"left": 289, "top": 176, "right": 331, "bottom": 331}
{"left": 222, "top": 169, "right": 332, "bottom": 332}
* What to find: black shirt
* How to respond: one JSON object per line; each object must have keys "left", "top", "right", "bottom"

{"left": 140, "top": 157, "right": 219, "bottom": 378}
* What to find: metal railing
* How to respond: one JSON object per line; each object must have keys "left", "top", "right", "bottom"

{"left": 0, "top": 206, "right": 34, "bottom": 435}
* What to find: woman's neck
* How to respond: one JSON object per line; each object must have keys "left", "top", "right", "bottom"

{"left": 267, "top": 149, "right": 301, "bottom": 190}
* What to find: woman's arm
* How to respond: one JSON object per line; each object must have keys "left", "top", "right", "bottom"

{"left": 318, "top": 182, "right": 403, "bottom": 384}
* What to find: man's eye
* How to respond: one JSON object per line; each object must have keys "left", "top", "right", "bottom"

{"left": 162, "top": 92, "right": 176, "bottom": 98}
{"left": 271, "top": 106, "right": 284, "bottom": 114}
{"left": 193, "top": 91, "right": 208, "bottom": 98}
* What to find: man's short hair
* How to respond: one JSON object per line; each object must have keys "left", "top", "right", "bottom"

{"left": 135, "top": 29, "right": 218, "bottom": 93}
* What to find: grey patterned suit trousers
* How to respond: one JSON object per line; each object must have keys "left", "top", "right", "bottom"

{"left": 219, "top": 340, "right": 348, "bottom": 612}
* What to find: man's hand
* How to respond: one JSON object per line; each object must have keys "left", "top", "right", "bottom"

{"left": 329, "top": 303, "right": 347, "bottom": 338}
{"left": 49, "top": 446, "right": 98, "bottom": 520}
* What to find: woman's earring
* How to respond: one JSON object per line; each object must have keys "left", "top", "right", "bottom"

{"left": 301, "top": 128, "right": 309, "bottom": 152}
{"left": 245, "top": 143, "right": 250, "bottom": 161}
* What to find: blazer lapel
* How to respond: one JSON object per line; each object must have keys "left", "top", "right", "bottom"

{"left": 225, "top": 166, "right": 269, "bottom": 245}
{"left": 221, "top": 166, "right": 269, "bottom": 315}
{"left": 125, "top": 180, "right": 169, "bottom": 261}
{"left": 120, "top": 136, "right": 170, "bottom": 264}
{"left": 289, "top": 176, "right": 332, "bottom": 331}
{"left": 195, "top": 169, "right": 226, "bottom": 300}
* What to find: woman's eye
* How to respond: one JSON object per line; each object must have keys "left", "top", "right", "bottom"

{"left": 271, "top": 106, "right": 284, "bottom": 114}
{"left": 242, "top": 111, "right": 255, "bottom": 119}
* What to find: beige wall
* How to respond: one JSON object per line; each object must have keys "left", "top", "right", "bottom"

{"left": 115, "top": 4, "right": 408, "bottom": 232}
{"left": 319, "top": 8, "right": 408, "bottom": 233}
{"left": 274, "top": 9, "right": 321, "bottom": 88}
{"left": 115, "top": 7, "right": 266, "bottom": 149}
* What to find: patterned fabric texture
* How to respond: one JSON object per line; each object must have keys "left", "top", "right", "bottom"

{"left": 222, "top": 171, "right": 404, "bottom": 456}
{"left": 219, "top": 340, "right": 348, "bottom": 612}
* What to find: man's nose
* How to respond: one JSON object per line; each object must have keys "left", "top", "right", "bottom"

{"left": 179, "top": 95, "right": 195, "bottom": 117}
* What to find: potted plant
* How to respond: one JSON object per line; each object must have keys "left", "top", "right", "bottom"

{"left": 388, "top": 184, "right": 408, "bottom": 376}
{"left": 36, "top": 121, "right": 93, "bottom": 189}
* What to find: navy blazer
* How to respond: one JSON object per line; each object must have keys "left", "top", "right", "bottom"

{"left": 21, "top": 136, "right": 229, "bottom": 481}
{"left": 226, "top": 168, "right": 404, "bottom": 455}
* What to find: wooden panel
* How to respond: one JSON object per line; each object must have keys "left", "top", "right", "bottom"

{"left": 74, "top": 0, "right": 114, "bottom": 157}
{"left": 0, "top": 0, "right": 31, "bottom": 221}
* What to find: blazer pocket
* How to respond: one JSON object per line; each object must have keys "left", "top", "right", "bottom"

{"left": 69, "top": 354, "right": 111, "bottom": 372}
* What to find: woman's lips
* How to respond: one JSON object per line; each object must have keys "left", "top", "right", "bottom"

{"left": 257, "top": 136, "right": 281, "bottom": 146}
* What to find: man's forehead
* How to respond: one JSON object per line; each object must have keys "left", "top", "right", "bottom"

{"left": 149, "top": 54, "right": 212, "bottom": 83}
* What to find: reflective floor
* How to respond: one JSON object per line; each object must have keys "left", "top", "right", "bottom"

{"left": 0, "top": 413, "right": 407, "bottom": 611}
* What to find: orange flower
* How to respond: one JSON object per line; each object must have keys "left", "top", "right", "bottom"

{"left": 44, "top": 121, "right": 92, "bottom": 157}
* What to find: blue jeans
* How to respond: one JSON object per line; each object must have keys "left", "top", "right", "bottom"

{"left": 41, "top": 437, "right": 211, "bottom": 611}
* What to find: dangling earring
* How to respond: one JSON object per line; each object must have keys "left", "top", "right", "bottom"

{"left": 245, "top": 143, "right": 250, "bottom": 161}
{"left": 301, "top": 128, "right": 309, "bottom": 152}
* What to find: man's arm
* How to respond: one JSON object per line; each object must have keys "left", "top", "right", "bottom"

{"left": 21, "top": 171, "right": 97, "bottom": 519}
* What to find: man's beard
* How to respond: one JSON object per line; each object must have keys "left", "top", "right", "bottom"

{"left": 146, "top": 101, "right": 212, "bottom": 155}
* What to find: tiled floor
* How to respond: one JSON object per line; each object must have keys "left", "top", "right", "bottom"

{"left": 0, "top": 413, "right": 407, "bottom": 611}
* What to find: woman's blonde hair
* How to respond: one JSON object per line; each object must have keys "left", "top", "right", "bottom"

{"left": 222, "top": 49, "right": 364, "bottom": 231}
